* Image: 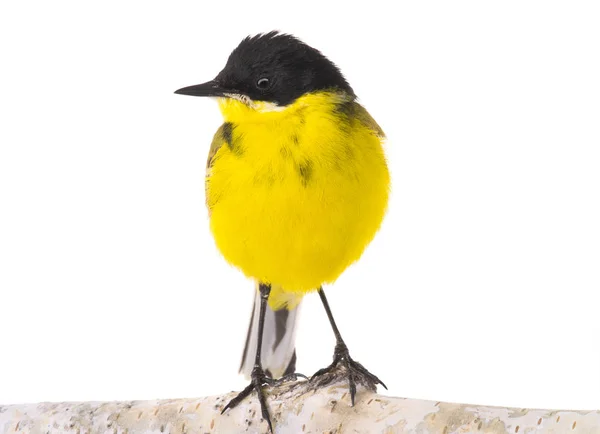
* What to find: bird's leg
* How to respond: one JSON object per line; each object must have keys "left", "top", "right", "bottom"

{"left": 221, "top": 283, "right": 275, "bottom": 431}
{"left": 310, "top": 287, "right": 387, "bottom": 406}
{"left": 221, "top": 283, "right": 306, "bottom": 432}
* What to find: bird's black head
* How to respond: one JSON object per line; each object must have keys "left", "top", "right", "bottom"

{"left": 175, "top": 32, "right": 354, "bottom": 106}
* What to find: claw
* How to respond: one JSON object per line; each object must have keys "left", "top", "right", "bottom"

{"left": 255, "top": 381, "right": 273, "bottom": 433}
{"left": 221, "top": 366, "right": 305, "bottom": 432}
{"left": 222, "top": 367, "right": 274, "bottom": 431}
{"left": 273, "top": 372, "right": 308, "bottom": 386}
{"left": 310, "top": 346, "right": 386, "bottom": 407}
{"left": 221, "top": 383, "right": 253, "bottom": 415}
{"left": 310, "top": 360, "right": 338, "bottom": 382}
{"left": 352, "top": 360, "right": 388, "bottom": 390}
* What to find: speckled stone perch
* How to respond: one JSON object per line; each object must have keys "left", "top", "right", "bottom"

{"left": 1, "top": 377, "right": 599, "bottom": 434}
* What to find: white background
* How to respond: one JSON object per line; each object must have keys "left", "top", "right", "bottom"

{"left": 1, "top": 0, "right": 599, "bottom": 411}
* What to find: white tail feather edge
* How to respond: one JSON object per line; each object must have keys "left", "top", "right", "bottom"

{"left": 239, "top": 284, "right": 301, "bottom": 379}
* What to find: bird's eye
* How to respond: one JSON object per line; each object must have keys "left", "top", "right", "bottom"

{"left": 256, "top": 78, "right": 270, "bottom": 89}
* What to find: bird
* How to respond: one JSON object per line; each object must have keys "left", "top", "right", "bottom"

{"left": 175, "top": 31, "right": 390, "bottom": 432}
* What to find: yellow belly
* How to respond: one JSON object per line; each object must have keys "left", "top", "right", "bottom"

{"left": 207, "top": 93, "right": 389, "bottom": 295}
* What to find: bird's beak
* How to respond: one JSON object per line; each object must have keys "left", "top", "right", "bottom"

{"left": 174, "top": 80, "right": 230, "bottom": 97}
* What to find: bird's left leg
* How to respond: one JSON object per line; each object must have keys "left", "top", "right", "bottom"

{"left": 310, "top": 287, "right": 387, "bottom": 406}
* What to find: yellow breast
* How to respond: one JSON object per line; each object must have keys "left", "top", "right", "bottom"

{"left": 206, "top": 92, "right": 389, "bottom": 294}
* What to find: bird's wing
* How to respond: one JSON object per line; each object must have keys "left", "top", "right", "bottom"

{"left": 353, "top": 102, "right": 385, "bottom": 138}
{"left": 206, "top": 123, "right": 228, "bottom": 173}
{"left": 338, "top": 100, "right": 386, "bottom": 138}
{"left": 205, "top": 123, "right": 228, "bottom": 214}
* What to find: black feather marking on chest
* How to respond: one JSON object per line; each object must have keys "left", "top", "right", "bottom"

{"left": 222, "top": 122, "right": 244, "bottom": 156}
{"left": 297, "top": 160, "right": 313, "bottom": 187}
{"left": 222, "top": 122, "right": 233, "bottom": 145}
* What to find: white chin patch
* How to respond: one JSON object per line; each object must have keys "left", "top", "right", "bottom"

{"left": 223, "top": 93, "right": 254, "bottom": 105}
{"left": 223, "top": 93, "right": 285, "bottom": 112}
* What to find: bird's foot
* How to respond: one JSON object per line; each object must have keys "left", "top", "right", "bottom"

{"left": 221, "top": 366, "right": 307, "bottom": 432}
{"left": 310, "top": 341, "right": 387, "bottom": 406}
{"left": 222, "top": 366, "right": 274, "bottom": 432}
{"left": 271, "top": 371, "right": 308, "bottom": 386}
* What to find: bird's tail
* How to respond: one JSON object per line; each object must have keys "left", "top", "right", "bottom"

{"left": 239, "top": 282, "right": 302, "bottom": 379}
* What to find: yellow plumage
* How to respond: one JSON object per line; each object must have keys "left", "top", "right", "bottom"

{"left": 206, "top": 91, "right": 389, "bottom": 309}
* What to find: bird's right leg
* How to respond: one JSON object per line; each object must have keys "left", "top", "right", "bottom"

{"left": 221, "top": 283, "right": 307, "bottom": 432}
{"left": 221, "top": 283, "right": 276, "bottom": 431}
